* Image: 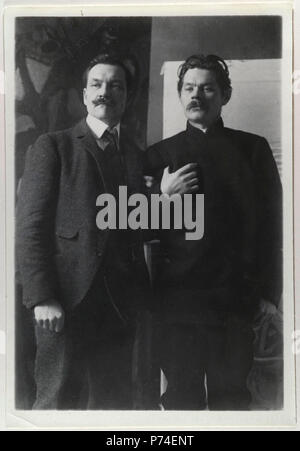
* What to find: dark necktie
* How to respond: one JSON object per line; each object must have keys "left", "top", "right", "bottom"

{"left": 102, "top": 128, "right": 126, "bottom": 195}
{"left": 102, "top": 127, "right": 118, "bottom": 151}
{"left": 101, "top": 130, "right": 131, "bottom": 263}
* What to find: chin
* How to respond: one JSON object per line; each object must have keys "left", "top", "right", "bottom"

{"left": 94, "top": 115, "right": 107, "bottom": 122}
{"left": 92, "top": 111, "right": 110, "bottom": 122}
{"left": 189, "top": 113, "right": 207, "bottom": 123}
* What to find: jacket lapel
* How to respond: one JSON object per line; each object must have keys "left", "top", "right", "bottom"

{"left": 73, "top": 119, "right": 143, "bottom": 195}
{"left": 73, "top": 118, "right": 108, "bottom": 191}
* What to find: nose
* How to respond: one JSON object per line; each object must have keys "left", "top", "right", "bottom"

{"left": 192, "top": 86, "right": 204, "bottom": 99}
{"left": 99, "top": 82, "right": 110, "bottom": 97}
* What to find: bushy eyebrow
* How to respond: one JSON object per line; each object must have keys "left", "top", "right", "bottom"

{"left": 89, "top": 77, "right": 124, "bottom": 83}
{"left": 183, "top": 81, "right": 215, "bottom": 86}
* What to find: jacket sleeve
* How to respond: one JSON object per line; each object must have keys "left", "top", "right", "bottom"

{"left": 144, "top": 143, "right": 170, "bottom": 194}
{"left": 254, "top": 137, "right": 283, "bottom": 307}
{"left": 16, "top": 134, "right": 61, "bottom": 309}
{"left": 142, "top": 145, "right": 167, "bottom": 243}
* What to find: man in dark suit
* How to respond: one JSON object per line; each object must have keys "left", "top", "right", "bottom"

{"left": 17, "top": 53, "right": 150, "bottom": 410}
{"left": 145, "top": 54, "right": 282, "bottom": 410}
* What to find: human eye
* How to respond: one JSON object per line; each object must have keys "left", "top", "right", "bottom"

{"left": 184, "top": 84, "right": 193, "bottom": 92}
{"left": 111, "top": 81, "right": 124, "bottom": 90}
{"left": 91, "top": 81, "right": 101, "bottom": 88}
{"left": 204, "top": 85, "right": 215, "bottom": 93}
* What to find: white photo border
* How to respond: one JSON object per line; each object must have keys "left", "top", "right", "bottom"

{"left": 2, "top": 1, "right": 297, "bottom": 430}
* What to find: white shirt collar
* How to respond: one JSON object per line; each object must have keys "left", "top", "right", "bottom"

{"left": 189, "top": 121, "right": 208, "bottom": 134}
{"left": 86, "top": 114, "right": 120, "bottom": 143}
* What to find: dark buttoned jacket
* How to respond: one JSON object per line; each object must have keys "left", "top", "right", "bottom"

{"left": 145, "top": 119, "right": 282, "bottom": 320}
{"left": 17, "top": 119, "right": 149, "bottom": 318}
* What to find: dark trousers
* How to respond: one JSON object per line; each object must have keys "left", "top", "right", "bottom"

{"left": 159, "top": 315, "right": 254, "bottom": 410}
{"left": 33, "top": 278, "right": 135, "bottom": 410}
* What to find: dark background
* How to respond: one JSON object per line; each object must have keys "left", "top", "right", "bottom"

{"left": 15, "top": 16, "right": 283, "bottom": 410}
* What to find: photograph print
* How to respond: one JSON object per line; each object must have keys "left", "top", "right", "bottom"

{"left": 10, "top": 12, "right": 291, "bottom": 414}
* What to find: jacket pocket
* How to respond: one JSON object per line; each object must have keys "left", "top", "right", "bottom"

{"left": 56, "top": 227, "right": 79, "bottom": 240}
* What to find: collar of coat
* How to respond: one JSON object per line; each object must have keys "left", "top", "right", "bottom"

{"left": 187, "top": 117, "right": 225, "bottom": 137}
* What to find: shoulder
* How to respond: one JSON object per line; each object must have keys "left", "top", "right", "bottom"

{"left": 145, "top": 131, "right": 186, "bottom": 172}
{"left": 223, "top": 126, "right": 273, "bottom": 167}
{"left": 223, "top": 127, "right": 271, "bottom": 157}
{"left": 27, "top": 125, "right": 80, "bottom": 171}
{"left": 147, "top": 131, "right": 186, "bottom": 160}
{"left": 34, "top": 125, "right": 75, "bottom": 148}
{"left": 33, "top": 123, "right": 83, "bottom": 159}
{"left": 148, "top": 130, "right": 186, "bottom": 153}
{"left": 223, "top": 126, "right": 268, "bottom": 147}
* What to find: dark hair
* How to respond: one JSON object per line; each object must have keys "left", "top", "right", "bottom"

{"left": 82, "top": 53, "right": 133, "bottom": 93}
{"left": 177, "top": 54, "right": 232, "bottom": 94}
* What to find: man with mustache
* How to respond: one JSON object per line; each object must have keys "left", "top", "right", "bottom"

{"left": 17, "top": 53, "right": 150, "bottom": 409}
{"left": 145, "top": 54, "right": 282, "bottom": 410}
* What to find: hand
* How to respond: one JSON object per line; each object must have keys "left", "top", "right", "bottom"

{"left": 34, "top": 300, "right": 65, "bottom": 333}
{"left": 259, "top": 298, "right": 277, "bottom": 316}
{"left": 160, "top": 163, "right": 199, "bottom": 196}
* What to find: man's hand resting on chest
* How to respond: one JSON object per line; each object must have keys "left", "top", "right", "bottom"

{"left": 34, "top": 300, "right": 65, "bottom": 333}
{"left": 160, "top": 163, "right": 199, "bottom": 196}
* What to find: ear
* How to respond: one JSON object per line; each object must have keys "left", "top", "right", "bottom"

{"left": 222, "top": 87, "right": 232, "bottom": 106}
{"left": 83, "top": 88, "right": 87, "bottom": 106}
{"left": 178, "top": 90, "right": 183, "bottom": 104}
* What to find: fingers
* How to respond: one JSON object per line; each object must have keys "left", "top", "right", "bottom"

{"left": 35, "top": 316, "right": 49, "bottom": 330}
{"left": 44, "top": 318, "right": 50, "bottom": 331}
{"left": 176, "top": 163, "right": 198, "bottom": 175}
{"left": 161, "top": 166, "right": 173, "bottom": 195}
{"left": 187, "top": 177, "right": 200, "bottom": 192}
{"left": 188, "top": 178, "right": 199, "bottom": 185}
{"left": 181, "top": 175, "right": 201, "bottom": 194}
{"left": 37, "top": 319, "right": 45, "bottom": 329}
{"left": 36, "top": 316, "right": 63, "bottom": 333}
{"left": 260, "top": 299, "right": 277, "bottom": 316}
{"left": 161, "top": 164, "right": 201, "bottom": 196}
{"left": 34, "top": 307, "right": 65, "bottom": 333}
{"left": 180, "top": 185, "right": 199, "bottom": 194}
{"left": 55, "top": 313, "right": 65, "bottom": 333}
{"left": 48, "top": 317, "right": 57, "bottom": 332}
{"left": 35, "top": 317, "right": 53, "bottom": 331}
{"left": 182, "top": 172, "right": 198, "bottom": 182}
{"left": 188, "top": 185, "right": 200, "bottom": 193}
{"left": 260, "top": 303, "right": 266, "bottom": 314}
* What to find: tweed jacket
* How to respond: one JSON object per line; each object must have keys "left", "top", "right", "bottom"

{"left": 17, "top": 119, "right": 149, "bottom": 317}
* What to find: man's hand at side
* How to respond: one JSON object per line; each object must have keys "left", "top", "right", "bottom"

{"left": 259, "top": 298, "right": 277, "bottom": 316}
{"left": 161, "top": 163, "right": 199, "bottom": 196}
{"left": 34, "top": 300, "right": 65, "bottom": 333}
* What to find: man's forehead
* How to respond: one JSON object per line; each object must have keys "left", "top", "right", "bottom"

{"left": 183, "top": 68, "right": 217, "bottom": 84}
{"left": 88, "top": 63, "right": 126, "bottom": 81}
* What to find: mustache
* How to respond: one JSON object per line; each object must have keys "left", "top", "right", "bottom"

{"left": 187, "top": 100, "right": 207, "bottom": 110}
{"left": 93, "top": 97, "right": 114, "bottom": 107}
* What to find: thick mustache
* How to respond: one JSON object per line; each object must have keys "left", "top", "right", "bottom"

{"left": 187, "top": 100, "right": 207, "bottom": 110}
{"left": 93, "top": 98, "right": 114, "bottom": 107}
